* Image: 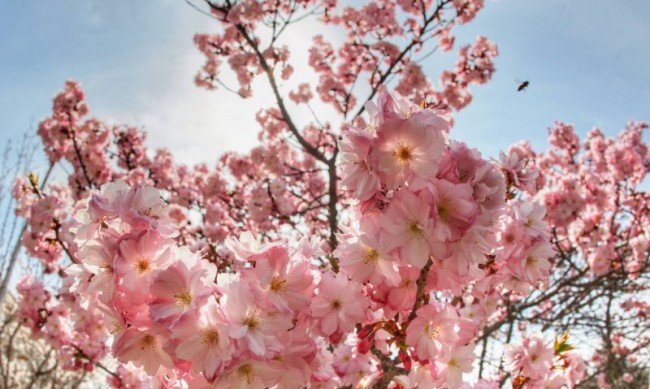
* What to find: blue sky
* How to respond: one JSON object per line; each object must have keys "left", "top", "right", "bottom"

{"left": 1, "top": 0, "right": 649, "bottom": 171}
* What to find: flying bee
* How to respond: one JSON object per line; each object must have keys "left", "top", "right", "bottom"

{"left": 517, "top": 80, "right": 530, "bottom": 92}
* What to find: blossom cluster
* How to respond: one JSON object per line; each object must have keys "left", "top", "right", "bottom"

{"left": 333, "top": 94, "right": 584, "bottom": 387}
{"left": 37, "top": 80, "right": 113, "bottom": 192}
{"left": 504, "top": 334, "right": 585, "bottom": 388}
{"left": 12, "top": 174, "right": 72, "bottom": 271}
{"left": 510, "top": 121, "right": 650, "bottom": 279}
{"left": 194, "top": 0, "right": 494, "bottom": 117}
{"left": 498, "top": 121, "right": 650, "bottom": 386}
{"left": 7, "top": 0, "right": 600, "bottom": 379}
{"left": 16, "top": 275, "right": 110, "bottom": 372}
{"left": 12, "top": 92, "right": 587, "bottom": 388}
{"left": 12, "top": 79, "right": 339, "bottom": 274}
{"left": 339, "top": 93, "right": 553, "bottom": 290}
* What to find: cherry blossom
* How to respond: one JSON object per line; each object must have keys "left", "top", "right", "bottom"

{"left": 6, "top": 0, "right": 613, "bottom": 386}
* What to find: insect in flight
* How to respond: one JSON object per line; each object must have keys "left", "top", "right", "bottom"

{"left": 517, "top": 80, "right": 530, "bottom": 92}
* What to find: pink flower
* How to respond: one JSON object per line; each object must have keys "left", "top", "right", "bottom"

{"left": 335, "top": 229, "right": 400, "bottom": 286}
{"left": 515, "top": 200, "right": 548, "bottom": 239}
{"left": 289, "top": 82, "right": 313, "bottom": 104}
{"left": 471, "top": 163, "right": 506, "bottom": 211}
{"left": 371, "top": 111, "right": 447, "bottom": 189}
{"left": 379, "top": 190, "right": 437, "bottom": 269}
{"left": 429, "top": 178, "right": 478, "bottom": 241}
{"left": 120, "top": 184, "right": 175, "bottom": 235}
{"left": 110, "top": 289, "right": 152, "bottom": 328}
{"left": 498, "top": 147, "right": 539, "bottom": 193}
{"left": 436, "top": 343, "right": 474, "bottom": 389}
{"left": 88, "top": 180, "right": 129, "bottom": 221}
{"left": 386, "top": 266, "right": 420, "bottom": 314}
{"left": 225, "top": 231, "right": 284, "bottom": 262}
{"left": 517, "top": 241, "right": 553, "bottom": 283}
{"left": 562, "top": 350, "right": 586, "bottom": 388}
{"left": 331, "top": 341, "right": 375, "bottom": 379}
{"left": 222, "top": 281, "right": 292, "bottom": 357}
{"left": 148, "top": 247, "right": 216, "bottom": 324}
{"left": 597, "top": 373, "right": 612, "bottom": 389}
{"left": 405, "top": 303, "right": 459, "bottom": 361}
{"left": 16, "top": 276, "right": 51, "bottom": 332}
{"left": 588, "top": 244, "right": 614, "bottom": 276}
{"left": 115, "top": 230, "right": 173, "bottom": 294}
{"left": 504, "top": 334, "right": 554, "bottom": 380}
{"left": 622, "top": 372, "right": 634, "bottom": 384}
{"left": 454, "top": 0, "right": 484, "bottom": 24}
{"left": 113, "top": 327, "right": 173, "bottom": 375}
{"left": 339, "top": 128, "right": 380, "bottom": 201}
{"left": 495, "top": 216, "right": 527, "bottom": 262}
{"left": 266, "top": 323, "right": 318, "bottom": 389}
{"left": 170, "top": 300, "right": 233, "bottom": 382}
{"left": 440, "top": 141, "right": 485, "bottom": 183}
{"left": 534, "top": 372, "right": 566, "bottom": 389}
{"left": 110, "top": 363, "right": 148, "bottom": 388}
{"left": 365, "top": 92, "right": 420, "bottom": 128}
{"left": 69, "top": 239, "right": 117, "bottom": 302}
{"left": 245, "top": 246, "right": 314, "bottom": 313}
{"left": 311, "top": 273, "right": 369, "bottom": 338}
{"left": 213, "top": 359, "right": 279, "bottom": 389}
{"left": 445, "top": 226, "right": 492, "bottom": 277}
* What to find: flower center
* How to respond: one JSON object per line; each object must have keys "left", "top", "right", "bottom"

{"left": 174, "top": 289, "right": 192, "bottom": 307}
{"left": 526, "top": 256, "right": 537, "bottom": 267}
{"left": 202, "top": 329, "right": 219, "bottom": 346}
{"left": 362, "top": 248, "right": 380, "bottom": 264}
{"left": 134, "top": 258, "right": 151, "bottom": 275}
{"left": 139, "top": 334, "right": 155, "bottom": 350}
{"left": 393, "top": 142, "right": 414, "bottom": 163}
{"left": 238, "top": 364, "right": 255, "bottom": 384}
{"left": 354, "top": 160, "right": 368, "bottom": 170}
{"left": 437, "top": 202, "right": 450, "bottom": 221}
{"left": 242, "top": 313, "right": 261, "bottom": 330}
{"left": 427, "top": 324, "right": 441, "bottom": 339}
{"left": 110, "top": 320, "right": 123, "bottom": 335}
{"left": 269, "top": 277, "right": 286, "bottom": 292}
{"left": 330, "top": 299, "right": 342, "bottom": 310}
{"left": 407, "top": 220, "right": 423, "bottom": 238}
{"left": 139, "top": 207, "right": 159, "bottom": 219}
